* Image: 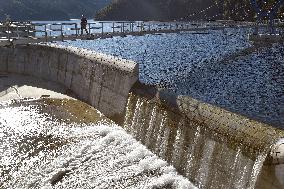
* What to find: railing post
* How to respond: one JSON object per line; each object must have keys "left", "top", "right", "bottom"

{"left": 61, "top": 24, "right": 64, "bottom": 41}
{"left": 16, "top": 24, "right": 19, "bottom": 39}
{"left": 127, "top": 22, "right": 130, "bottom": 33}
{"left": 26, "top": 25, "right": 29, "bottom": 37}
{"left": 113, "top": 22, "right": 115, "bottom": 33}
{"left": 137, "top": 22, "right": 139, "bottom": 32}
{"left": 49, "top": 24, "right": 52, "bottom": 36}
{"left": 28, "top": 24, "right": 31, "bottom": 36}
{"left": 45, "top": 24, "right": 48, "bottom": 42}
{"left": 88, "top": 23, "right": 91, "bottom": 35}
{"left": 8, "top": 24, "right": 11, "bottom": 41}
{"left": 75, "top": 23, "right": 78, "bottom": 36}
{"left": 32, "top": 24, "right": 36, "bottom": 37}
{"left": 141, "top": 22, "right": 144, "bottom": 32}
{"left": 101, "top": 22, "right": 104, "bottom": 36}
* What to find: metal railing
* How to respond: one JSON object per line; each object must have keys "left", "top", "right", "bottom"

{"left": 0, "top": 20, "right": 255, "bottom": 46}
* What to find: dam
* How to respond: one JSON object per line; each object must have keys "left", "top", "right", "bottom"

{"left": 0, "top": 35, "right": 283, "bottom": 189}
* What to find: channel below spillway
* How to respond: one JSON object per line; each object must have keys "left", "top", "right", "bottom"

{"left": 0, "top": 44, "right": 283, "bottom": 189}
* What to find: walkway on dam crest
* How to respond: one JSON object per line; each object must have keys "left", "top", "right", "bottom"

{"left": 0, "top": 21, "right": 252, "bottom": 46}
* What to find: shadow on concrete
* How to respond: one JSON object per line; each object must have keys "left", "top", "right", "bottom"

{"left": 0, "top": 72, "right": 75, "bottom": 101}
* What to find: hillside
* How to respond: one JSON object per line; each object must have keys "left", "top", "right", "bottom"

{"left": 95, "top": 0, "right": 284, "bottom": 21}
{"left": 0, "top": 0, "right": 112, "bottom": 21}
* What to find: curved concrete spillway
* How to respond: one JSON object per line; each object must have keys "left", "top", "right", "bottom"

{"left": 0, "top": 44, "right": 138, "bottom": 123}
{"left": 127, "top": 83, "right": 284, "bottom": 189}
{"left": 0, "top": 44, "right": 283, "bottom": 189}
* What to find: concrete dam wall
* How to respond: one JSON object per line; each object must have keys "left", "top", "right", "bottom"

{"left": 0, "top": 44, "right": 138, "bottom": 123}
{"left": 125, "top": 83, "right": 284, "bottom": 189}
{"left": 0, "top": 44, "right": 283, "bottom": 189}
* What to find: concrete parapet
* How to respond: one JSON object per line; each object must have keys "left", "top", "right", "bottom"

{"left": 0, "top": 44, "right": 139, "bottom": 122}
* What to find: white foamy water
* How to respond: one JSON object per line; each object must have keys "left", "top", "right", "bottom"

{"left": 0, "top": 100, "right": 197, "bottom": 189}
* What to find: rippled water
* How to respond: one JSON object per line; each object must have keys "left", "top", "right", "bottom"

{"left": 175, "top": 44, "right": 284, "bottom": 127}
{"left": 57, "top": 28, "right": 284, "bottom": 127}
{"left": 0, "top": 99, "right": 195, "bottom": 189}
{"left": 57, "top": 28, "right": 251, "bottom": 86}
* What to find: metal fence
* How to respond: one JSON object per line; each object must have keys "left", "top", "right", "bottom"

{"left": 0, "top": 20, "right": 273, "bottom": 46}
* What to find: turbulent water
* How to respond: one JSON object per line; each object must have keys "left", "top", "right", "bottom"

{"left": 57, "top": 28, "right": 284, "bottom": 127}
{"left": 0, "top": 99, "right": 195, "bottom": 189}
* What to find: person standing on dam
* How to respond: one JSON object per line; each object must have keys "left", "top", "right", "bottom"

{"left": 81, "top": 15, "right": 89, "bottom": 35}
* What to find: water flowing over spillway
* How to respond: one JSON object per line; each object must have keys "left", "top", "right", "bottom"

{"left": 0, "top": 99, "right": 196, "bottom": 189}
{"left": 123, "top": 91, "right": 284, "bottom": 189}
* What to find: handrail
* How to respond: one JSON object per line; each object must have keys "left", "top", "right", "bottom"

{"left": 0, "top": 20, "right": 280, "bottom": 46}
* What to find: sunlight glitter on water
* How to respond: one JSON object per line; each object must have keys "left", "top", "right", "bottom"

{"left": 0, "top": 99, "right": 197, "bottom": 189}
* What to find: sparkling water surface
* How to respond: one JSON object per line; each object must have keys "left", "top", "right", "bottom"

{"left": 0, "top": 100, "right": 195, "bottom": 189}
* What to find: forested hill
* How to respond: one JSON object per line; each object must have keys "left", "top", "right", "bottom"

{"left": 1, "top": 0, "right": 283, "bottom": 22}
{"left": 95, "top": 0, "right": 284, "bottom": 21}
{"left": 0, "top": 0, "right": 112, "bottom": 21}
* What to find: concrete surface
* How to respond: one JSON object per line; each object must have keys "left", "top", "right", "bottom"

{"left": 0, "top": 73, "right": 74, "bottom": 101}
{"left": 0, "top": 44, "right": 139, "bottom": 123}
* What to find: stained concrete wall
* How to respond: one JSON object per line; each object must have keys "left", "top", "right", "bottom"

{"left": 0, "top": 44, "right": 138, "bottom": 122}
